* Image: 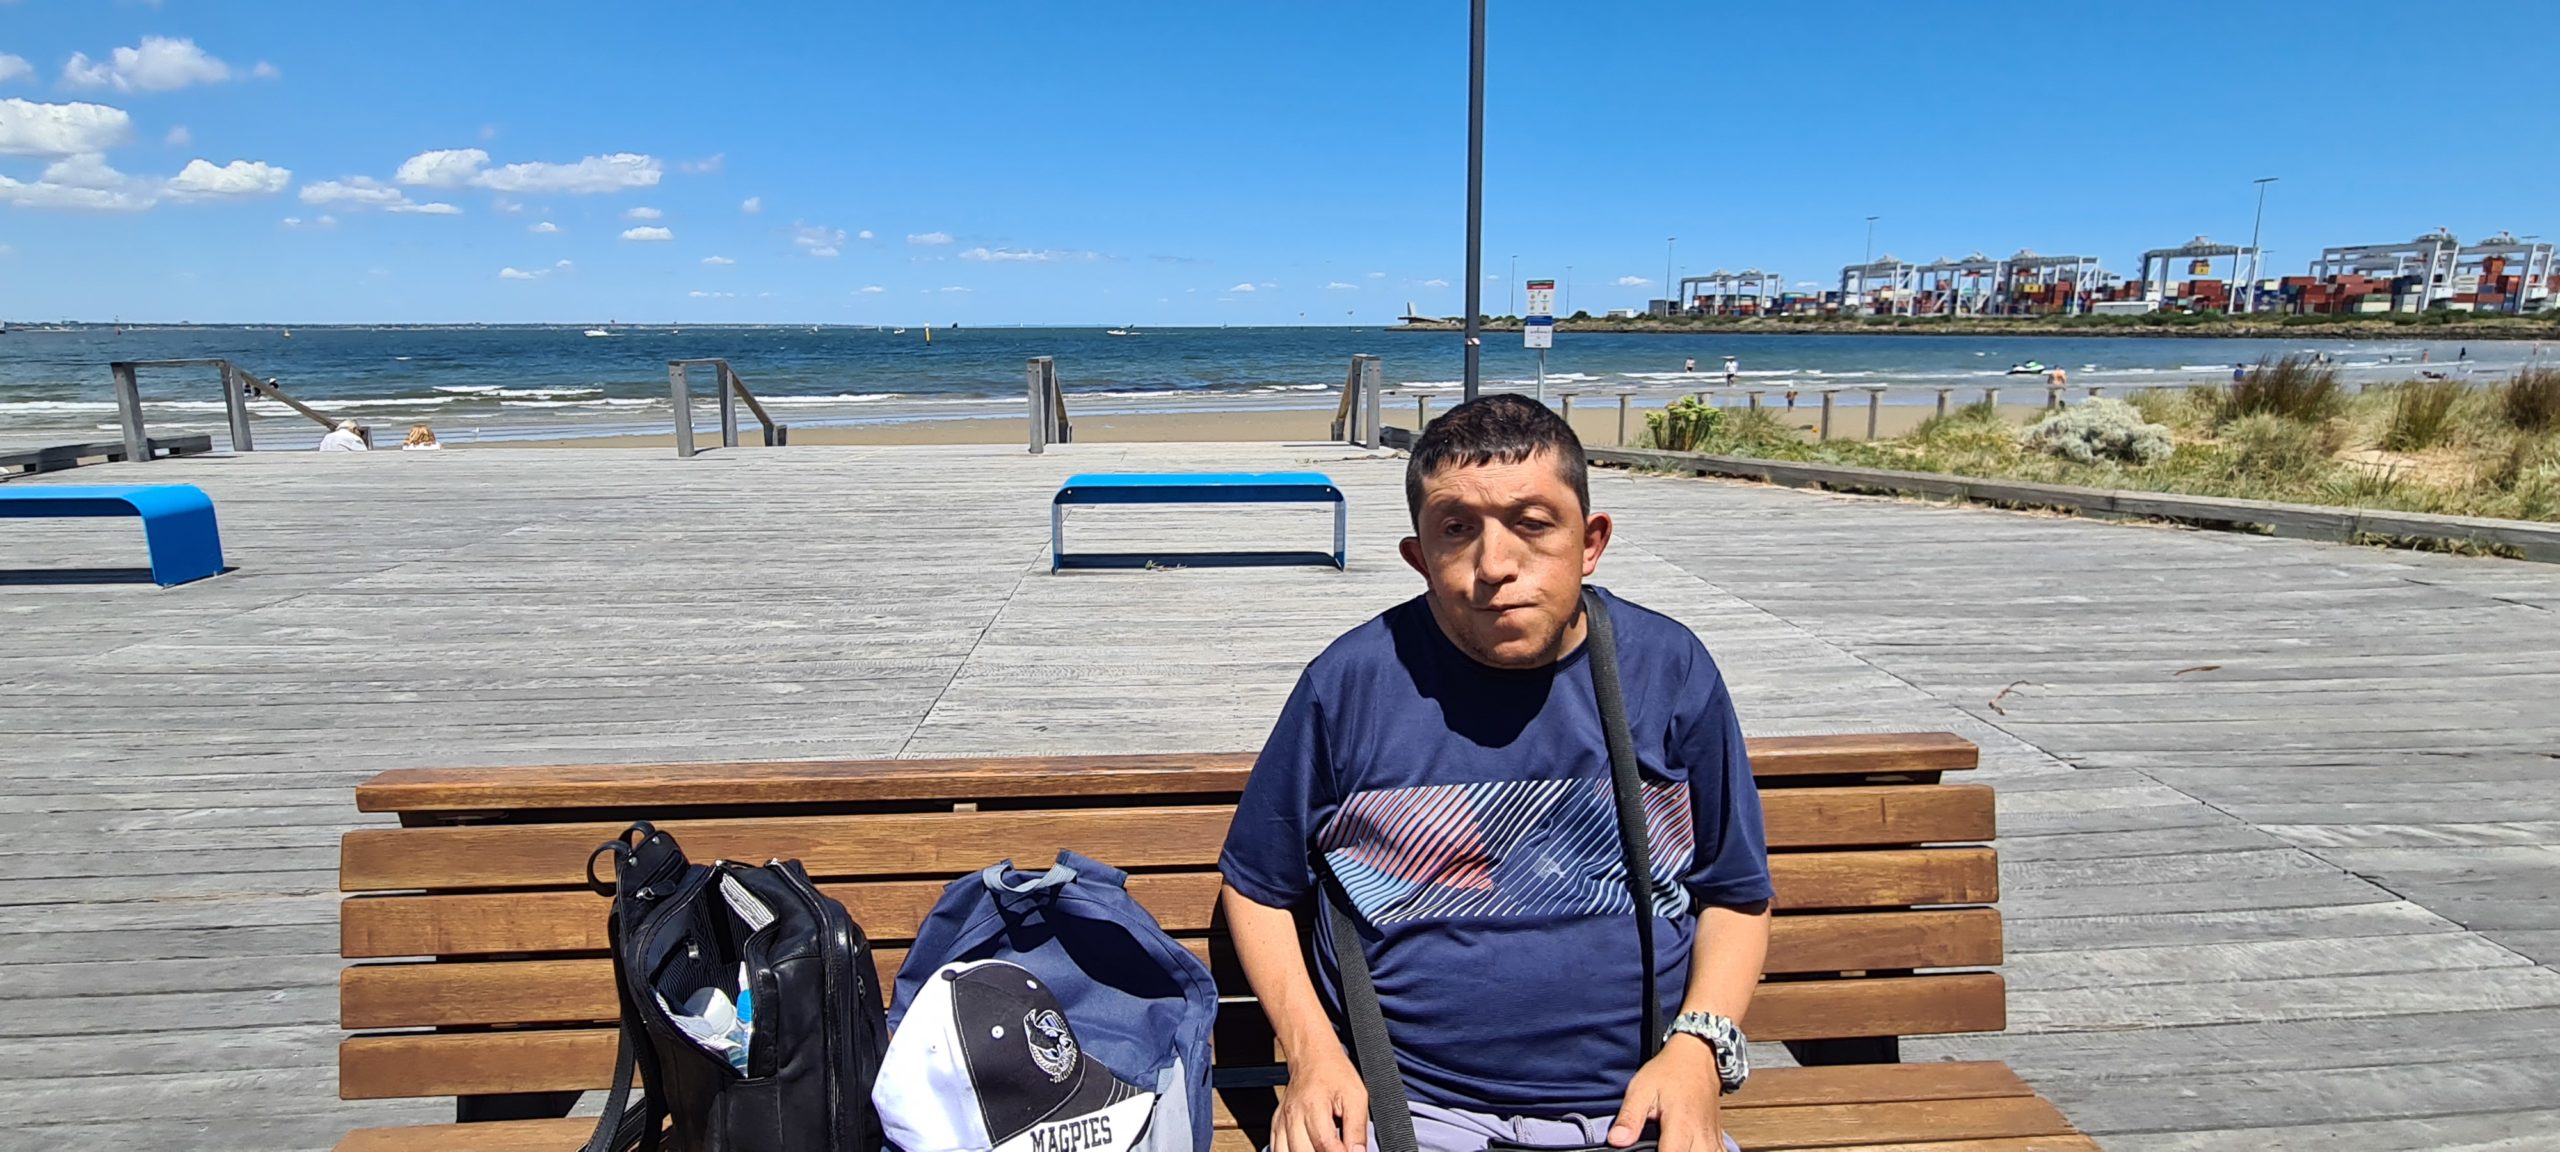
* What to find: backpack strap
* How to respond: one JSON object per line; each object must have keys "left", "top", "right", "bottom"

{"left": 582, "top": 826, "right": 673, "bottom": 1152}
{"left": 1321, "top": 876, "right": 1419, "bottom": 1152}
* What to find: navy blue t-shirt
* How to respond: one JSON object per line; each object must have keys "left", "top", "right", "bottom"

{"left": 1218, "top": 586, "right": 1771, "bottom": 1117}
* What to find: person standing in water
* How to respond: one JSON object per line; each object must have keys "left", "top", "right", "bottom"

{"left": 1722, "top": 356, "right": 1738, "bottom": 387}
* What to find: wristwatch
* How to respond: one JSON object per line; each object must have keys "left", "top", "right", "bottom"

{"left": 1663, "top": 1011, "right": 1749, "bottom": 1094}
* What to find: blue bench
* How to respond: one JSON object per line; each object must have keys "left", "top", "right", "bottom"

{"left": 0, "top": 484, "right": 226, "bottom": 586}
{"left": 1051, "top": 472, "right": 1346, "bottom": 571}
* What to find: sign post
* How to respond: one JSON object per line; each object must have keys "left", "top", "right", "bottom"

{"left": 1523, "top": 278, "right": 1555, "bottom": 403}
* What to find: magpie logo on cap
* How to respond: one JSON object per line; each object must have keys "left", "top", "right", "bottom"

{"left": 875, "top": 960, "right": 1157, "bottom": 1152}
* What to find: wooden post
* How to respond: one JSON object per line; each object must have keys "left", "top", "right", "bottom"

{"left": 1026, "top": 357, "right": 1049, "bottom": 454}
{"left": 1417, "top": 394, "right": 1432, "bottom": 427}
{"left": 1617, "top": 392, "right": 1633, "bottom": 446}
{"left": 1360, "top": 358, "right": 1382, "bottom": 449}
{"left": 1819, "top": 390, "right": 1835, "bottom": 441}
{"left": 1866, "top": 387, "right": 1883, "bottom": 440}
{"left": 1935, "top": 388, "right": 1952, "bottom": 418}
{"left": 669, "top": 363, "right": 696, "bottom": 458}
{"left": 112, "top": 363, "right": 147, "bottom": 462}
{"left": 1983, "top": 387, "right": 2000, "bottom": 410}
{"left": 1559, "top": 392, "right": 1573, "bottom": 422}
{"left": 718, "top": 363, "right": 741, "bottom": 450}
{"left": 1747, "top": 390, "right": 1763, "bottom": 410}
{"left": 219, "top": 363, "right": 257, "bottom": 452}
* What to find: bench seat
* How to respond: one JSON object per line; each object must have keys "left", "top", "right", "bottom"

{"left": 335, "top": 733, "right": 2090, "bottom": 1152}
{"left": 1051, "top": 471, "right": 1347, "bottom": 570}
{"left": 0, "top": 482, "right": 225, "bottom": 585}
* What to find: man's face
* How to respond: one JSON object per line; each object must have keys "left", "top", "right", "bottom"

{"left": 1400, "top": 451, "right": 1612, "bottom": 669}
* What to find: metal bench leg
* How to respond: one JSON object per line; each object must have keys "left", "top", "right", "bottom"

{"left": 140, "top": 500, "right": 226, "bottom": 587}
{"left": 1332, "top": 499, "right": 1347, "bottom": 570}
{"left": 1051, "top": 503, "right": 1066, "bottom": 572}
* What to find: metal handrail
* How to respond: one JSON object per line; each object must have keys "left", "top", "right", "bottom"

{"left": 1026, "top": 357, "right": 1071, "bottom": 454}
{"left": 667, "top": 359, "right": 788, "bottom": 458}
{"left": 1330, "top": 354, "right": 1382, "bottom": 447}
{"left": 109, "top": 358, "right": 353, "bottom": 456}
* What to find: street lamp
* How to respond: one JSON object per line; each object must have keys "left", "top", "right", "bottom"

{"left": 1461, "top": 0, "right": 1486, "bottom": 401}
{"left": 1862, "top": 215, "right": 1879, "bottom": 314}
{"left": 1566, "top": 265, "right": 1573, "bottom": 316}
{"left": 1664, "top": 236, "right": 1676, "bottom": 315}
{"left": 1510, "top": 254, "right": 1518, "bottom": 317}
{"left": 2242, "top": 177, "right": 2277, "bottom": 314}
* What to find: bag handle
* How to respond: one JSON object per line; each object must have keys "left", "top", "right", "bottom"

{"left": 1321, "top": 588, "right": 1659, "bottom": 1152}
{"left": 980, "top": 858, "right": 1079, "bottom": 896}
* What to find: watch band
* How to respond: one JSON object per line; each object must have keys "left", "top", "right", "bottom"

{"left": 1663, "top": 1011, "right": 1749, "bottom": 1094}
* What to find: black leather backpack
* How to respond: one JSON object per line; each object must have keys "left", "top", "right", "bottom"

{"left": 583, "top": 822, "right": 890, "bottom": 1152}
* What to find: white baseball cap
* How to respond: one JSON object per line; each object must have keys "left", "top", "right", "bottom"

{"left": 874, "top": 960, "right": 1157, "bottom": 1152}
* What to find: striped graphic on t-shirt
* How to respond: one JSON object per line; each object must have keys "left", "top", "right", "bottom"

{"left": 1316, "top": 777, "right": 1694, "bottom": 925}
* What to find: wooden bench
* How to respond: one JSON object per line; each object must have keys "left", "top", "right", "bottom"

{"left": 335, "top": 732, "right": 2094, "bottom": 1152}
{"left": 1052, "top": 472, "right": 1348, "bottom": 571}
{"left": 0, "top": 482, "right": 226, "bottom": 586}
{"left": 0, "top": 432, "right": 212, "bottom": 477}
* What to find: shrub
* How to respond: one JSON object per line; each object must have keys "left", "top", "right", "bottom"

{"left": 1698, "top": 407, "right": 1809, "bottom": 458}
{"left": 2018, "top": 398, "right": 2175, "bottom": 466}
{"left": 2503, "top": 367, "right": 2560, "bottom": 434}
{"left": 2219, "top": 354, "right": 2343, "bottom": 424}
{"left": 2221, "top": 413, "right": 2328, "bottom": 478}
{"left": 1642, "top": 395, "right": 1722, "bottom": 452}
{"left": 2382, "top": 379, "right": 2466, "bottom": 451}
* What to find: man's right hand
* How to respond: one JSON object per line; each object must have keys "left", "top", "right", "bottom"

{"left": 1272, "top": 1048, "right": 1370, "bottom": 1152}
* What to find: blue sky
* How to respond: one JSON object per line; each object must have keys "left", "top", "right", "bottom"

{"left": 3, "top": 1, "right": 2556, "bottom": 325}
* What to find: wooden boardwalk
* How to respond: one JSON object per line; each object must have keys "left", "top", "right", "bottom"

{"left": 3, "top": 442, "right": 2554, "bottom": 1151}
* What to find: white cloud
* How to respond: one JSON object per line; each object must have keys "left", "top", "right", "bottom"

{"left": 939, "top": 286, "right": 971, "bottom": 293}
{"left": 620, "top": 225, "right": 674, "bottom": 241}
{"left": 859, "top": 285, "right": 885, "bottom": 293}
{"left": 793, "top": 222, "right": 845, "bottom": 257}
{"left": 492, "top": 196, "right": 523, "bottom": 214}
{"left": 907, "top": 231, "right": 953, "bottom": 246}
{"left": 0, "top": 151, "right": 153, "bottom": 211}
{"left": 624, "top": 205, "right": 662, "bottom": 220}
{"left": 700, "top": 255, "right": 734, "bottom": 265}
{"left": 388, "top": 200, "right": 461, "bottom": 215}
{"left": 1367, "top": 271, "right": 1386, "bottom": 279}
{"left": 394, "top": 147, "right": 488, "bottom": 188}
{"left": 1326, "top": 281, "right": 1357, "bottom": 290}
{"left": 856, "top": 229, "right": 874, "bottom": 240}
{"left": 1420, "top": 278, "right": 1450, "bottom": 288}
{"left": 299, "top": 176, "right": 407, "bottom": 207}
{"left": 162, "top": 124, "right": 189, "bottom": 146}
{"left": 0, "top": 55, "right": 28, "bottom": 86}
{"left": 498, "top": 266, "right": 540, "bottom": 280}
{"left": 528, "top": 220, "right": 559, "bottom": 233}
{"left": 280, "top": 214, "right": 336, "bottom": 229}
{"left": 679, "top": 153, "right": 723, "bottom": 174}
{"left": 740, "top": 195, "right": 761, "bottom": 214}
{"left": 479, "top": 123, "right": 500, "bottom": 142}
{"left": 474, "top": 152, "right": 660, "bottom": 194}
{"left": 960, "top": 246, "right": 1100, "bottom": 263}
{"left": 1229, "top": 282, "right": 1257, "bottom": 292}
{"left": 164, "top": 158, "right": 290, "bottom": 200}
{"left": 62, "top": 37, "right": 243, "bottom": 93}
{"left": 1615, "top": 275, "right": 1653, "bottom": 286}
{"left": 688, "top": 290, "right": 735, "bottom": 298}
{"left": 252, "top": 61, "right": 280, "bottom": 80}
{"left": 555, "top": 259, "right": 573, "bottom": 269}
{"left": 0, "top": 98, "right": 133, "bottom": 156}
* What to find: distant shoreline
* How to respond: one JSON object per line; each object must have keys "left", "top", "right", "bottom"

{"left": 1389, "top": 316, "right": 2560, "bottom": 341}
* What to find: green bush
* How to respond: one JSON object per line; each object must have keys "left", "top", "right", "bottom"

{"left": 2503, "top": 367, "right": 2560, "bottom": 434}
{"left": 2382, "top": 379, "right": 2466, "bottom": 451}
{"left": 2019, "top": 398, "right": 2175, "bottom": 466}
{"left": 1699, "top": 407, "right": 1810, "bottom": 458}
{"left": 2220, "top": 354, "right": 2344, "bottom": 424}
{"left": 1642, "top": 395, "right": 1722, "bottom": 452}
{"left": 2221, "top": 413, "right": 2329, "bottom": 478}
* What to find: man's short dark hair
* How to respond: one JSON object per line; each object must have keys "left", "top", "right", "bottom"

{"left": 1404, "top": 393, "right": 1589, "bottom": 525}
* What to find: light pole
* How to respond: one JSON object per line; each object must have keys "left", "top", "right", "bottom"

{"left": 2241, "top": 176, "right": 2277, "bottom": 314}
{"left": 1862, "top": 215, "right": 1879, "bottom": 314}
{"left": 1566, "top": 265, "right": 1573, "bottom": 316}
{"left": 1509, "top": 254, "right": 1518, "bottom": 317}
{"left": 1663, "top": 236, "right": 1676, "bottom": 315}
{"left": 1461, "top": 0, "right": 1486, "bottom": 401}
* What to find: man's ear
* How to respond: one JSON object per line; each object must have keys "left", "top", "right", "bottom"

{"left": 1581, "top": 511, "right": 1613, "bottom": 578}
{"left": 1399, "top": 535, "right": 1427, "bottom": 577}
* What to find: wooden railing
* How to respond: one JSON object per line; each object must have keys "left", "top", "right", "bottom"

{"left": 1026, "top": 356, "right": 1072, "bottom": 454}
{"left": 109, "top": 358, "right": 352, "bottom": 455}
{"left": 667, "top": 359, "right": 788, "bottom": 458}
{"left": 1330, "top": 354, "right": 1383, "bottom": 448}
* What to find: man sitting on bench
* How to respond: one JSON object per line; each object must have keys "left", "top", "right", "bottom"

{"left": 1219, "top": 395, "right": 1774, "bottom": 1152}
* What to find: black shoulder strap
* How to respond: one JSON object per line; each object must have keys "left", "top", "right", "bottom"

{"left": 1582, "top": 586, "right": 1663, "bottom": 1061}
{"left": 1320, "top": 588, "right": 1659, "bottom": 1152}
{"left": 583, "top": 828, "right": 670, "bottom": 1152}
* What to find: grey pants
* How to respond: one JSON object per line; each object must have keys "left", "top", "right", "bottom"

{"left": 1408, "top": 1101, "right": 1741, "bottom": 1152}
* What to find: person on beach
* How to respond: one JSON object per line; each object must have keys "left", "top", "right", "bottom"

{"left": 1722, "top": 356, "right": 1738, "bottom": 387}
{"left": 317, "top": 420, "right": 368, "bottom": 452}
{"left": 1682, "top": 358, "right": 1696, "bottom": 373}
{"left": 402, "top": 425, "right": 442, "bottom": 451}
{"left": 1221, "top": 395, "right": 1772, "bottom": 1152}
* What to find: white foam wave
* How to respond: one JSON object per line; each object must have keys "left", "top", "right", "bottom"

{"left": 0, "top": 401, "right": 119, "bottom": 413}
{"left": 433, "top": 384, "right": 502, "bottom": 394}
{"left": 756, "top": 393, "right": 905, "bottom": 406}
{"left": 495, "top": 387, "right": 603, "bottom": 399}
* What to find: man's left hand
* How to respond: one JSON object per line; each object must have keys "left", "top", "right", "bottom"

{"left": 1609, "top": 1037, "right": 1722, "bottom": 1152}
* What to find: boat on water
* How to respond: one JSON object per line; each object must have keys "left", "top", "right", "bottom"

{"left": 584, "top": 328, "right": 614, "bottom": 338}
{"left": 2005, "top": 360, "right": 2048, "bottom": 376}
{"left": 892, "top": 327, "right": 906, "bottom": 335}
{"left": 1106, "top": 325, "right": 1138, "bottom": 336}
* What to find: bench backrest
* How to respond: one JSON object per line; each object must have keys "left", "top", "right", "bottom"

{"left": 337, "top": 732, "right": 1999, "bottom": 1120}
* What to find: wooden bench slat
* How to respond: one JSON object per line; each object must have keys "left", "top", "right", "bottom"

{"left": 338, "top": 974, "right": 2004, "bottom": 1099}
{"left": 340, "top": 910, "right": 1998, "bottom": 1030}
{"left": 330, "top": 1062, "right": 2045, "bottom": 1151}
{"left": 350, "top": 734, "right": 1977, "bottom": 816}
{"left": 340, "top": 848, "right": 1997, "bottom": 958}
{"left": 340, "top": 788, "right": 1993, "bottom": 892}
{"left": 1723, "top": 1096, "right": 2078, "bottom": 1149}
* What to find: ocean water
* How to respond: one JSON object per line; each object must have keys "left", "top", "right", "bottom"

{"left": 0, "top": 324, "right": 2541, "bottom": 449}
